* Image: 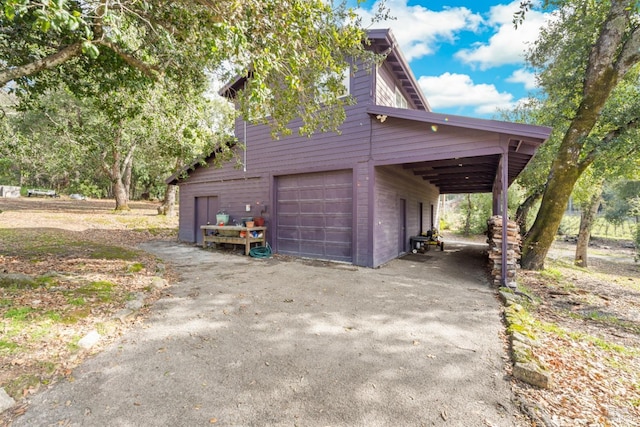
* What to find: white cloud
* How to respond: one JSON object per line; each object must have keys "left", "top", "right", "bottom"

{"left": 454, "top": 1, "right": 549, "bottom": 69}
{"left": 506, "top": 69, "right": 538, "bottom": 90}
{"left": 357, "top": 0, "right": 483, "bottom": 62}
{"left": 418, "top": 72, "right": 516, "bottom": 115}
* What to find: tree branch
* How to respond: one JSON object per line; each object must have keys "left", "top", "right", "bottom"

{"left": 578, "top": 114, "right": 640, "bottom": 173}
{"left": 615, "top": 23, "right": 640, "bottom": 78}
{"left": 95, "top": 40, "right": 162, "bottom": 80}
{"left": 0, "top": 42, "right": 83, "bottom": 87}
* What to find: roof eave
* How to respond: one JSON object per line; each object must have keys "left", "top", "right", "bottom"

{"left": 368, "top": 29, "right": 431, "bottom": 112}
{"left": 367, "top": 105, "right": 552, "bottom": 142}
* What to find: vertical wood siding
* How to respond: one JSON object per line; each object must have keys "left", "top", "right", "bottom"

{"left": 354, "top": 161, "right": 372, "bottom": 266}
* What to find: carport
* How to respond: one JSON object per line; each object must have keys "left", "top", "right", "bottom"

{"left": 367, "top": 105, "right": 552, "bottom": 284}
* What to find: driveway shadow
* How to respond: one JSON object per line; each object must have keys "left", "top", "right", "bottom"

{"left": 11, "top": 241, "right": 527, "bottom": 427}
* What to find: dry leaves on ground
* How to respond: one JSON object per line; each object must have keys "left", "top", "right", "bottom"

{"left": 0, "top": 198, "right": 178, "bottom": 423}
{"left": 514, "top": 244, "right": 640, "bottom": 427}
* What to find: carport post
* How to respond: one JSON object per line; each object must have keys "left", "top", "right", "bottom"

{"left": 500, "top": 147, "right": 509, "bottom": 288}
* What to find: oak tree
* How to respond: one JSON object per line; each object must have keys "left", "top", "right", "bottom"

{"left": 517, "top": 0, "right": 640, "bottom": 269}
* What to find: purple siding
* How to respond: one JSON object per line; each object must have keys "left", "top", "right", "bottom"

{"left": 174, "top": 30, "right": 548, "bottom": 268}
{"left": 371, "top": 117, "right": 503, "bottom": 164}
{"left": 276, "top": 170, "right": 353, "bottom": 262}
{"left": 376, "top": 63, "right": 417, "bottom": 110}
{"left": 373, "top": 165, "right": 439, "bottom": 267}
{"left": 376, "top": 63, "right": 397, "bottom": 108}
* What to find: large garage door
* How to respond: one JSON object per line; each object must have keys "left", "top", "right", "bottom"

{"left": 276, "top": 170, "right": 353, "bottom": 263}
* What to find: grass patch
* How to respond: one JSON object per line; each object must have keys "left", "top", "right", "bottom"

{"left": 5, "top": 374, "right": 42, "bottom": 400}
{"left": 540, "top": 266, "right": 563, "bottom": 283}
{"left": 61, "top": 308, "right": 92, "bottom": 324}
{"left": 536, "top": 320, "right": 639, "bottom": 356}
{"left": 127, "top": 262, "right": 144, "bottom": 273}
{"left": 0, "top": 276, "right": 40, "bottom": 290}
{"left": 4, "top": 307, "right": 35, "bottom": 320}
{"left": 0, "top": 339, "right": 19, "bottom": 353}
{"left": 0, "top": 229, "right": 83, "bottom": 257}
{"left": 568, "top": 310, "right": 640, "bottom": 335}
{"left": 66, "top": 296, "right": 86, "bottom": 306}
{"left": 44, "top": 311, "right": 62, "bottom": 322}
{"left": 89, "top": 245, "right": 139, "bottom": 261}
{"left": 34, "top": 275, "right": 58, "bottom": 288}
{"left": 0, "top": 229, "right": 140, "bottom": 262}
{"left": 75, "top": 281, "right": 115, "bottom": 302}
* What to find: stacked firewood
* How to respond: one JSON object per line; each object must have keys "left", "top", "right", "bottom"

{"left": 487, "top": 216, "right": 521, "bottom": 287}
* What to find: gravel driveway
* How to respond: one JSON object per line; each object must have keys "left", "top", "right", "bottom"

{"left": 12, "top": 240, "right": 527, "bottom": 426}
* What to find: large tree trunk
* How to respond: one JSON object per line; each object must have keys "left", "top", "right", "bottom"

{"left": 123, "top": 149, "right": 134, "bottom": 201}
{"left": 157, "top": 184, "right": 178, "bottom": 216}
{"left": 516, "top": 187, "right": 543, "bottom": 237}
{"left": 463, "top": 193, "right": 472, "bottom": 236}
{"left": 575, "top": 183, "right": 604, "bottom": 267}
{"left": 158, "top": 158, "right": 182, "bottom": 216}
{"left": 521, "top": 152, "right": 582, "bottom": 269}
{"left": 113, "top": 176, "right": 130, "bottom": 211}
{"left": 103, "top": 123, "right": 136, "bottom": 211}
{"left": 521, "top": 2, "right": 639, "bottom": 270}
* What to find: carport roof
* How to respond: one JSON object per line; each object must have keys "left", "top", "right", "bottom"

{"left": 367, "top": 105, "right": 552, "bottom": 194}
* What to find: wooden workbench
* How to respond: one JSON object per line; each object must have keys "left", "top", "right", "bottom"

{"left": 201, "top": 225, "right": 267, "bottom": 255}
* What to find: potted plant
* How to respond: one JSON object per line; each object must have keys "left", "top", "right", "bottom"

{"left": 254, "top": 203, "right": 266, "bottom": 227}
{"left": 216, "top": 209, "right": 229, "bottom": 226}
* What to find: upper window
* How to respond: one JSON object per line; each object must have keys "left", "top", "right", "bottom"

{"left": 395, "top": 87, "right": 408, "bottom": 109}
{"left": 318, "top": 66, "right": 350, "bottom": 101}
{"left": 339, "top": 66, "right": 350, "bottom": 98}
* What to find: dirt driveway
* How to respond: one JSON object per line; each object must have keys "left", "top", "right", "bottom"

{"left": 12, "top": 240, "right": 526, "bottom": 426}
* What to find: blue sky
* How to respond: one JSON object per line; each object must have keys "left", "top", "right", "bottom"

{"left": 354, "top": 0, "right": 551, "bottom": 118}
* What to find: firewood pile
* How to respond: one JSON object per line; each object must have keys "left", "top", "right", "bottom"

{"left": 487, "top": 216, "right": 521, "bottom": 287}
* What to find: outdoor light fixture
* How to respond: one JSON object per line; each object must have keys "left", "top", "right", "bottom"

{"left": 376, "top": 114, "right": 387, "bottom": 123}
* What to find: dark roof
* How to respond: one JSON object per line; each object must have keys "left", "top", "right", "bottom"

{"left": 367, "top": 105, "right": 552, "bottom": 194}
{"left": 165, "top": 154, "right": 213, "bottom": 185}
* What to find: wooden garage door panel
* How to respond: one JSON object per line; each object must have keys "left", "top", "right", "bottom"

{"left": 276, "top": 170, "right": 353, "bottom": 263}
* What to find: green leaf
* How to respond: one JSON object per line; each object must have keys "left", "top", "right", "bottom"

{"left": 82, "top": 42, "right": 100, "bottom": 59}
{"left": 4, "top": 4, "right": 16, "bottom": 20}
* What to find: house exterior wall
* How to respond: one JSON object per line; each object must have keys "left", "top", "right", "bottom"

{"left": 375, "top": 63, "right": 417, "bottom": 110}
{"left": 370, "top": 116, "right": 503, "bottom": 164}
{"left": 373, "top": 165, "right": 439, "bottom": 267}
{"left": 376, "top": 63, "right": 396, "bottom": 108}
{"left": 178, "top": 49, "right": 474, "bottom": 267}
{"left": 176, "top": 60, "right": 377, "bottom": 254}
{"left": 176, "top": 167, "right": 265, "bottom": 242}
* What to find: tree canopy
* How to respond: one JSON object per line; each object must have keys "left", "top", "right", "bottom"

{"left": 1, "top": 0, "right": 381, "bottom": 136}
{"left": 516, "top": 0, "right": 640, "bottom": 269}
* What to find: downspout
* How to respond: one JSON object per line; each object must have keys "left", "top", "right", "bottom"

{"left": 243, "top": 120, "right": 247, "bottom": 172}
{"left": 243, "top": 80, "right": 248, "bottom": 173}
